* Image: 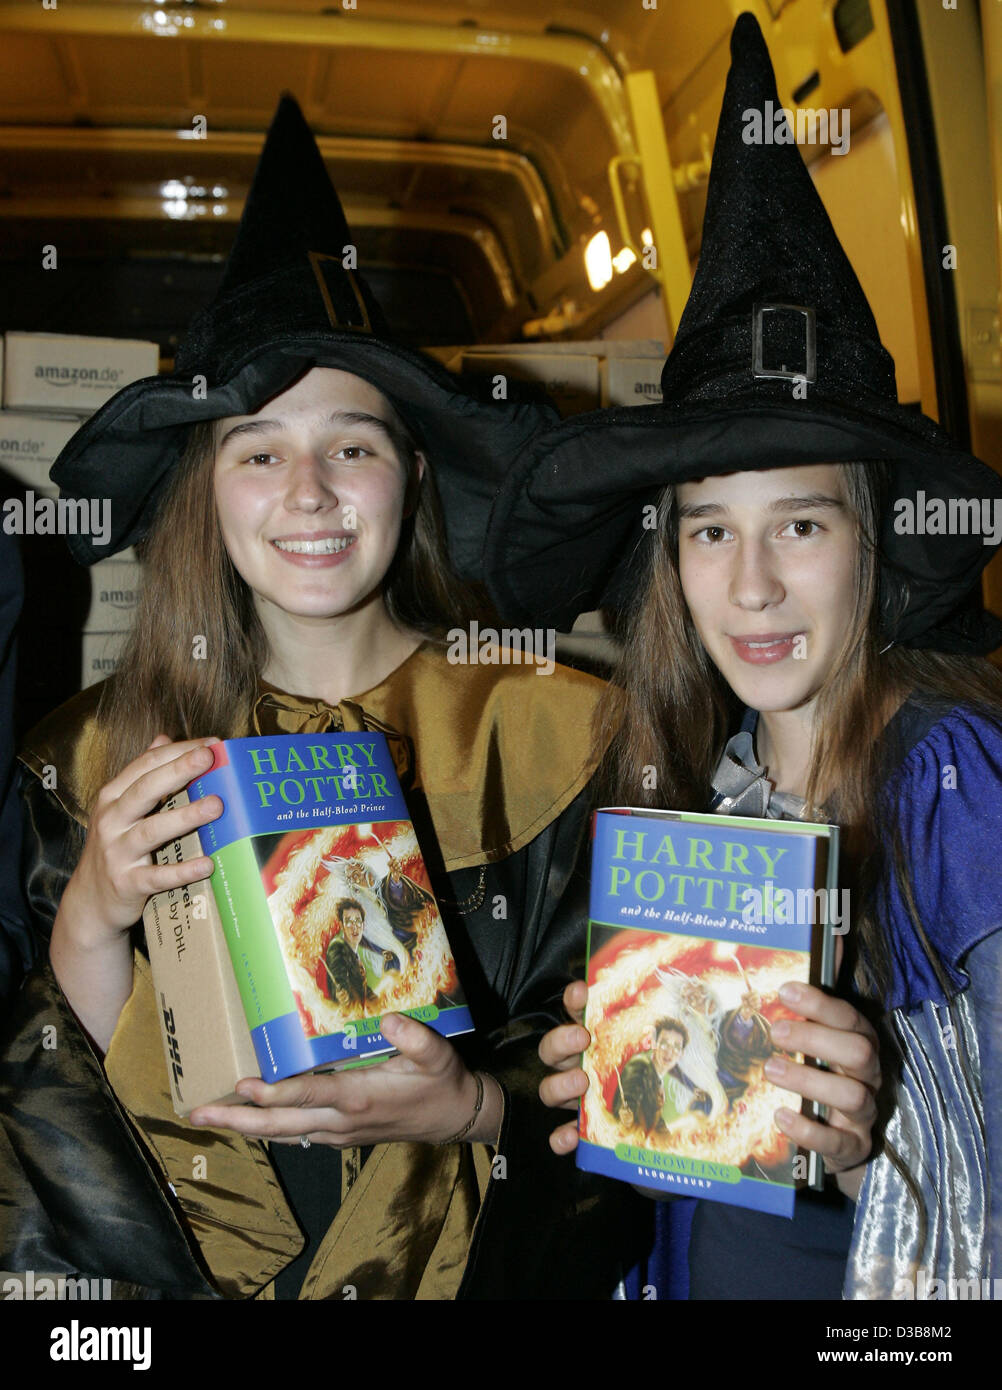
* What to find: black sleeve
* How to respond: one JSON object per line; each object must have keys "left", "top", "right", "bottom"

{"left": 0, "top": 771, "right": 218, "bottom": 1297}
{"left": 0, "top": 535, "right": 32, "bottom": 1011}
{"left": 17, "top": 767, "right": 87, "bottom": 950}
{"left": 443, "top": 786, "right": 654, "bottom": 1299}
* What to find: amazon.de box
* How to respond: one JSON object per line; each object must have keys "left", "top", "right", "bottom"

{"left": 3, "top": 331, "right": 159, "bottom": 415}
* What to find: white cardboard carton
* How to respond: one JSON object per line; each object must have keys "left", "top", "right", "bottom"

{"left": 459, "top": 351, "right": 600, "bottom": 416}
{"left": 81, "top": 630, "right": 128, "bottom": 688}
{"left": 603, "top": 356, "right": 664, "bottom": 407}
{"left": 430, "top": 339, "right": 665, "bottom": 370}
{"left": 88, "top": 559, "right": 142, "bottom": 632}
{"left": 3, "top": 331, "right": 159, "bottom": 414}
{"left": 0, "top": 411, "right": 82, "bottom": 498}
{"left": 556, "top": 608, "right": 621, "bottom": 666}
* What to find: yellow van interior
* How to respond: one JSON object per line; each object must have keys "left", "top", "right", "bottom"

{"left": 1, "top": 0, "right": 1000, "bottom": 724}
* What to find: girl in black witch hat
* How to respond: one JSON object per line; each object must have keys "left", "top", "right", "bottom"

{"left": 527, "top": 13, "right": 1002, "bottom": 1299}
{"left": 1, "top": 97, "right": 650, "bottom": 1300}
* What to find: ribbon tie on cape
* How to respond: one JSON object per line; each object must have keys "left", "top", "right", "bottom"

{"left": 710, "top": 730, "right": 810, "bottom": 822}
{"left": 252, "top": 688, "right": 415, "bottom": 789}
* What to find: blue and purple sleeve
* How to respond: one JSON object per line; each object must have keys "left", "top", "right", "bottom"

{"left": 879, "top": 709, "right": 1002, "bottom": 1013}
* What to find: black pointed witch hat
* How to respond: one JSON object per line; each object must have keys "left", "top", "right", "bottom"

{"left": 50, "top": 95, "right": 556, "bottom": 576}
{"left": 485, "top": 12, "right": 1002, "bottom": 653}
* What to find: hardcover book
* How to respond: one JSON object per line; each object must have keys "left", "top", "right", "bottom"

{"left": 144, "top": 732, "right": 472, "bottom": 1112}
{"left": 575, "top": 807, "right": 838, "bottom": 1218}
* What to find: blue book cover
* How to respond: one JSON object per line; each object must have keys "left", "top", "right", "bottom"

{"left": 187, "top": 732, "right": 474, "bottom": 1080}
{"left": 575, "top": 808, "right": 838, "bottom": 1218}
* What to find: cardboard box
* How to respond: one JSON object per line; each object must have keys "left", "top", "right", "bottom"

{"left": 3, "top": 331, "right": 159, "bottom": 414}
{"left": 144, "top": 791, "right": 261, "bottom": 1115}
{"left": 88, "top": 559, "right": 142, "bottom": 632}
{"left": 603, "top": 356, "right": 664, "bottom": 408}
{"left": 556, "top": 608, "right": 622, "bottom": 667}
{"left": 459, "top": 351, "right": 600, "bottom": 417}
{"left": 0, "top": 411, "right": 82, "bottom": 498}
{"left": 81, "top": 630, "right": 128, "bottom": 688}
{"left": 570, "top": 609, "right": 610, "bottom": 635}
{"left": 430, "top": 338, "right": 665, "bottom": 371}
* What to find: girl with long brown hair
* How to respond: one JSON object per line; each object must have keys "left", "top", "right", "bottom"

{"left": 491, "top": 15, "right": 1002, "bottom": 1299}
{"left": 0, "top": 97, "right": 649, "bottom": 1300}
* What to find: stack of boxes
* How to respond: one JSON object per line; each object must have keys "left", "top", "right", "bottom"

{"left": 431, "top": 338, "right": 665, "bottom": 416}
{"left": 0, "top": 331, "right": 159, "bottom": 708}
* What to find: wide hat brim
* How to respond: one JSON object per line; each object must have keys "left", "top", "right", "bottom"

{"left": 51, "top": 330, "right": 554, "bottom": 577}
{"left": 485, "top": 394, "right": 1002, "bottom": 652}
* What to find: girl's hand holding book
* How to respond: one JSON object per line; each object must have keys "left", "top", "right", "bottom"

{"left": 764, "top": 982, "right": 881, "bottom": 1199}
{"left": 189, "top": 1011, "right": 505, "bottom": 1147}
{"left": 538, "top": 980, "right": 881, "bottom": 1192}
{"left": 61, "top": 735, "right": 223, "bottom": 940}
{"left": 51, "top": 734, "right": 223, "bottom": 1051}
{"left": 537, "top": 979, "right": 591, "bottom": 1155}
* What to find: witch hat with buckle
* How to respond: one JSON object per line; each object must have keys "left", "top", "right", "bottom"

{"left": 485, "top": 11, "right": 1002, "bottom": 653}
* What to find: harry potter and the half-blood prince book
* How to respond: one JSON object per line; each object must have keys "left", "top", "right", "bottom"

{"left": 577, "top": 808, "right": 838, "bottom": 1218}
{"left": 143, "top": 733, "right": 472, "bottom": 1114}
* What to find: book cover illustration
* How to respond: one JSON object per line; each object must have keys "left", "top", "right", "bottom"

{"left": 188, "top": 732, "right": 473, "bottom": 1080}
{"left": 576, "top": 808, "right": 837, "bottom": 1219}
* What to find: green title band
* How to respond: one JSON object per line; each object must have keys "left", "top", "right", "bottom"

{"left": 615, "top": 1144, "right": 741, "bottom": 1183}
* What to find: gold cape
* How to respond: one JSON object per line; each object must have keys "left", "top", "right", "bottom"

{"left": 17, "top": 640, "right": 609, "bottom": 1299}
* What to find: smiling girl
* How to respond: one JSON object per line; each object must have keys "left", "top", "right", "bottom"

{"left": 0, "top": 97, "right": 648, "bottom": 1301}
{"left": 489, "top": 15, "right": 1002, "bottom": 1299}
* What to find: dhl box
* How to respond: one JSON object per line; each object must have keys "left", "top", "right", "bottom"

{"left": 142, "top": 793, "right": 261, "bottom": 1115}
{"left": 3, "top": 332, "right": 159, "bottom": 415}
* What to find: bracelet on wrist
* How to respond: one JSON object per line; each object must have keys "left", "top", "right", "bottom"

{"left": 437, "top": 1070, "right": 486, "bottom": 1145}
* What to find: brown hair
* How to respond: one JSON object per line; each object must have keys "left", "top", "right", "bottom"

{"left": 653, "top": 1018, "right": 690, "bottom": 1048}
{"left": 595, "top": 462, "right": 1002, "bottom": 999}
{"left": 89, "top": 405, "right": 487, "bottom": 805}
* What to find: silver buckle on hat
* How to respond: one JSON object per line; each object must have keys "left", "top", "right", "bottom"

{"left": 308, "top": 251, "right": 372, "bottom": 333}
{"left": 752, "top": 303, "right": 816, "bottom": 382}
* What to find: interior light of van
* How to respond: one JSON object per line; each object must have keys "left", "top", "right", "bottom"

{"left": 585, "top": 231, "right": 613, "bottom": 291}
{"left": 613, "top": 247, "right": 637, "bottom": 274}
{"left": 143, "top": 9, "right": 182, "bottom": 35}
{"left": 641, "top": 227, "right": 654, "bottom": 247}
